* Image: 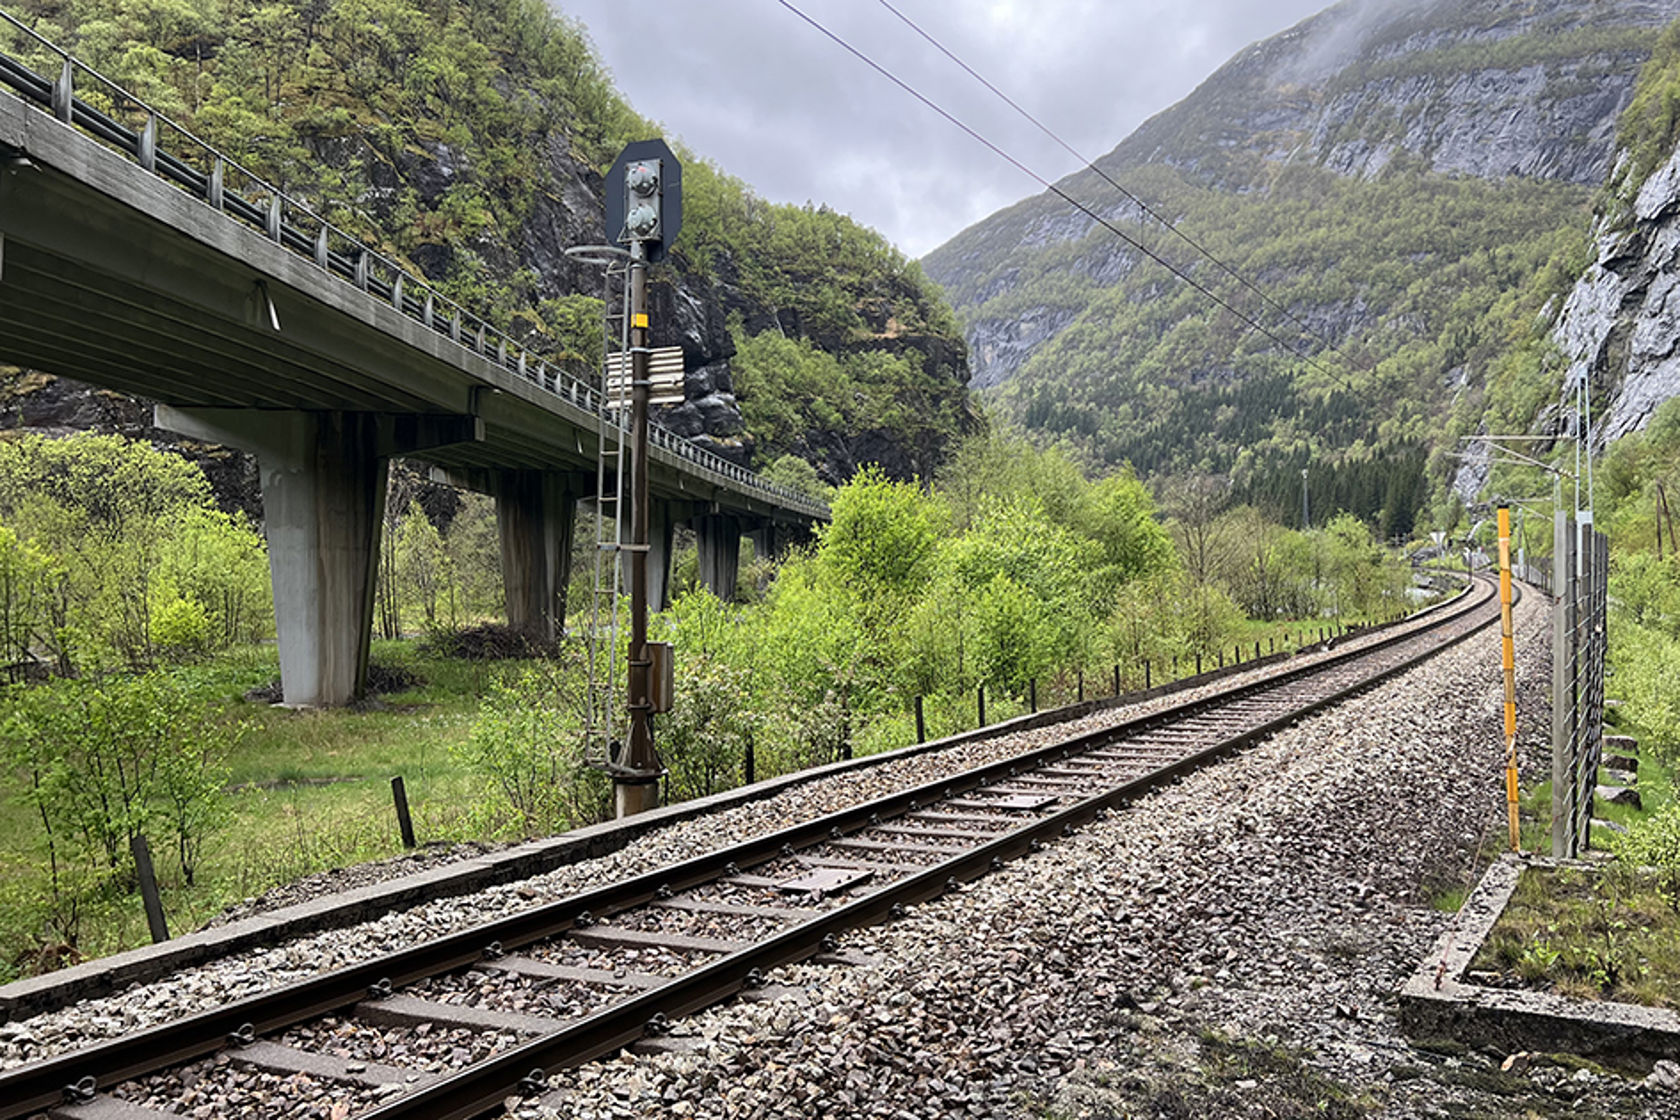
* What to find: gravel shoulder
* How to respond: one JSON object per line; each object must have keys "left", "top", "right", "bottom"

{"left": 528, "top": 592, "right": 1677, "bottom": 1119}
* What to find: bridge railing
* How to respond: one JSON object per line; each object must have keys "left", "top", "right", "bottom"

{"left": 0, "top": 14, "right": 829, "bottom": 522}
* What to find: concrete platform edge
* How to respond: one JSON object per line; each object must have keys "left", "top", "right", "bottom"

{"left": 1398, "top": 852, "right": 1680, "bottom": 1064}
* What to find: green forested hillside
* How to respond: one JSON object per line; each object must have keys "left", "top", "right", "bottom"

{"left": 924, "top": 0, "right": 1677, "bottom": 534}
{"left": 1605, "top": 20, "right": 1680, "bottom": 217}
{"left": 968, "top": 162, "right": 1591, "bottom": 536}
{"left": 2, "top": 0, "right": 971, "bottom": 480}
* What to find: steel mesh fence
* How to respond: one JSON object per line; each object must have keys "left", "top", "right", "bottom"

{"left": 1550, "top": 516, "right": 1608, "bottom": 858}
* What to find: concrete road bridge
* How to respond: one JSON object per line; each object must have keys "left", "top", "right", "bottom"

{"left": 0, "top": 26, "right": 827, "bottom": 705}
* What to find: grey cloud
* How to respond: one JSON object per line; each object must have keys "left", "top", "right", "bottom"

{"left": 556, "top": 0, "right": 1329, "bottom": 256}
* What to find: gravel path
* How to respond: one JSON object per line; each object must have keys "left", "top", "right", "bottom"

{"left": 0, "top": 610, "right": 1449, "bottom": 1070}
{"left": 525, "top": 593, "right": 1676, "bottom": 1119}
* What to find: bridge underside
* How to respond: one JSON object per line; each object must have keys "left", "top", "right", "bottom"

{"left": 0, "top": 95, "right": 817, "bottom": 705}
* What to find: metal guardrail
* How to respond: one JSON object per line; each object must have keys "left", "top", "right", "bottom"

{"left": 0, "top": 13, "right": 829, "bottom": 522}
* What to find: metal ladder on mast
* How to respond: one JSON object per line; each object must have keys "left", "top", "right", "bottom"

{"left": 583, "top": 250, "right": 633, "bottom": 769}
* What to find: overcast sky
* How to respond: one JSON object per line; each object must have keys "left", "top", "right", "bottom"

{"left": 555, "top": 0, "right": 1330, "bottom": 258}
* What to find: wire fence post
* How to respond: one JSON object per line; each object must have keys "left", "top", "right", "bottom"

{"left": 1551, "top": 508, "right": 1573, "bottom": 857}
{"left": 131, "top": 834, "right": 169, "bottom": 944}
{"left": 390, "top": 776, "right": 416, "bottom": 849}
{"left": 1497, "top": 508, "right": 1519, "bottom": 851}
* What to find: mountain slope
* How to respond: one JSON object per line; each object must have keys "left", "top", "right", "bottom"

{"left": 924, "top": 0, "right": 1680, "bottom": 532}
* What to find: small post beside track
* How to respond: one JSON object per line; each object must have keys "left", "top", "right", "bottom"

{"left": 131, "top": 834, "right": 169, "bottom": 944}
{"left": 1498, "top": 506, "right": 1521, "bottom": 851}
{"left": 391, "top": 776, "right": 416, "bottom": 849}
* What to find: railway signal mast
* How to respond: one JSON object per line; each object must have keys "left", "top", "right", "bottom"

{"left": 594, "top": 139, "right": 684, "bottom": 817}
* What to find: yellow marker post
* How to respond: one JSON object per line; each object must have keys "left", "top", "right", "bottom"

{"left": 1498, "top": 507, "right": 1520, "bottom": 851}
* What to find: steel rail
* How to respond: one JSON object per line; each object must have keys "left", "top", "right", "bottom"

{"left": 0, "top": 587, "right": 1464, "bottom": 1026}
{"left": 367, "top": 577, "right": 1503, "bottom": 1120}
{"left": 0, "top": 579, "right": 1497, "bottom": 1119}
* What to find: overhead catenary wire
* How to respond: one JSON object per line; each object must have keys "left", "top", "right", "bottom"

{"left": 774, "top": 0, "right": 1355, "bottom": 389}
{"left": 872, "top": 0, "right": 1348, "bottom": 362}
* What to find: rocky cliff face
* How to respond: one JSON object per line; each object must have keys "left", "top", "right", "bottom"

{"left": 1123, "top": 0, "right": 1672, "bottom": 189}
{"left": 401, "top": 134, "right": 756, "bottom": 465}
{"left": 928, "top": 0, "right": 1680, "bottom": 392}
{"left": 1554, "top": 146, "right": 1680, "bottom": 448}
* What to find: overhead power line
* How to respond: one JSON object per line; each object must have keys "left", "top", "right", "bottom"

{"left": 774, "top": 0, "right": 1355, "bottom": 388}
{"left": 872, "top": 0, "right": 1348, "bottom": 361}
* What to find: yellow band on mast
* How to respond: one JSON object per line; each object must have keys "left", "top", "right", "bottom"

{"left": 1498, "top": 507, "right": 1520, "bottom": 851}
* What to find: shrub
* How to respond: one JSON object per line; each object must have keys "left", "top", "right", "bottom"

{"left": 0, "top": 434, "right": 270, "bottom": 670}
{"left": 1614, "top": 803, "right": 1680, "bottom": 913}
{"left": 658, "top": 655, "right": 755, "bottom": 801}
{"left": 149, "top": 596, "right": 211, "bottom": 661}
{"left": 452, "top": 658, "right": 608, "bottom": 836}
{"left": 0, "top": 672, "right": 233, "bottom": 952}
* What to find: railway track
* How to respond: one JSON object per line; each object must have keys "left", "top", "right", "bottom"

{"left": 9, "top": 577, "right": 1499, "bottom": 1120}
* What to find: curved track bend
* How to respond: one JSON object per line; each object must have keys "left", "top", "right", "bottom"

{"left": 9, "top": 577, "right": 1500, "bottom": 1120}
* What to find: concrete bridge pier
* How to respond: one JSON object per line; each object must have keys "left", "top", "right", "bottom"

{"left": 157, "top": 406, "right": 480, "bottom": 706}
{"left": 570, "top": 496, "right": 677, "bottom": 613}
{"left": 492, "top": 470, "right": 581, "bottom": 643}
{"left": 694, "top": 513, "right": 742, "bottom": 602}
{"left": 745, "top": 521, "right": 792, "bottom": 564}
{"left": 647, "top": 499, "right": 678, "bottom": 612}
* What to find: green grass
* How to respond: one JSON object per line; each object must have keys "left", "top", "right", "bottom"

{"left": 0, "top": 640, "right": 542, "bottom": 979}
{"left": 1471, "top": 864, "right": 1680, "bottom": 1010}
{"left": 1431, "top": 886, "right": 1468, "bottom": 912}
{"left": 1590, "top": 733, "right": 1672, "bottom": 847}
{"left": 1521, "top": 730, "right": 1674, "bottom": 853}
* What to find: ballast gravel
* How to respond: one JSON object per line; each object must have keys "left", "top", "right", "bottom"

{"left": 0, "top": 611, "right": 1431, "bottom": 1069}
{"left": 522, "top": 592, "right": 1676, "bottom": 1119}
